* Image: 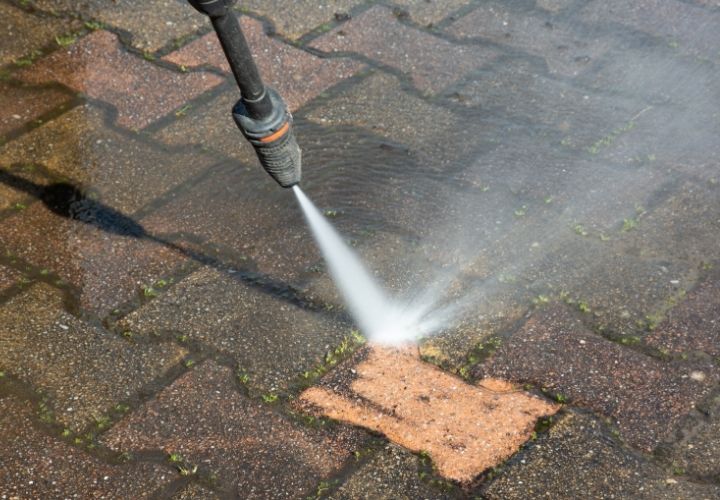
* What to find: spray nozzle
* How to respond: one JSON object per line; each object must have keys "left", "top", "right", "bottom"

{"left": 232, "top": 88, "right": 302, "bottom": 188}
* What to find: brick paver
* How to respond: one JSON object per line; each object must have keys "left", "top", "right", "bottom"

{"left": 391, "top": 0, "right": 469, "bottom": 26}
{"left": 163, "top": 16, "right": 363, "bottom": 113}
{"left": 0, "top": 81, "right": 71, "bottom": 137}
{"left": 0, "top": 163, "right": 52, "bottom": 213}
{"left": 0, "top": 191, "right": 190, "bottom": 317}
{"left": 647, "top": 269, "right": 720, "bottom": 356}
{"left": 119, "top": 267, "right": 352, "bottom": 393}
{"left": 0, "top": 264, "right": 22, "bottom": 294}
{"left": 312, "top": 5, "right": 498, "bottom": 94}
{"left": 300, "top": 345, "right": 558, "bottom": 483}
{"left": 17, "top": 30, "right": 223, "bottom": 129}
{"left": 0, "top": 104, "right": 218, "bottom": 214}
{"left": 447, "top": 2, "right": 614, "bottom": 77}
{"left": 481, "top": 410, "right": 720, "bottom": 499}
{"left": 0, "top": 2, "right": 80, "bottom": 66}
{"left": 477, "top": 305, "right": 718, "bottom": 451}
{"left": 329, "top": 444, "right": 448, "bottom": 499}
{"left": 238, "top": 0, "right": 364, "bottom": 39}
{"left": 580, "top": 0, "right": 720, "bottom": 60}
{"left": 101, "top": 360, "right": 365, "bottom": 497}
{"left": 0, "top": 393, "right": 174, "bottom": 498}
{"left": 0, "top": 284, "right": 186, "bottom": 431}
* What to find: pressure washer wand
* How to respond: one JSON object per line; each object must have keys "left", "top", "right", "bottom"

{"left": 188, "top": 0, "right": 301, "bottom": 187}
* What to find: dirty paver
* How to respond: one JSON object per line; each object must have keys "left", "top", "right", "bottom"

{"left": 476, "top": 305, "right": 718, "bottom": 451}
{"left": 0, "top": 393, "right": 174, "bottom": 498}
{"left": 312, "top": 5, "right": 498, "bottom": 94}
{"left": 2, "top": 0, "right": 720, "bottom": 497}
{"left": 480, "top": 410, "right": 720, "bottom": 499}
{"left": 299, "top": 345, "right": 559, "bottom": 483}
{"left": 101, "top": 360, "right": 366, "bottom": 498}
{"left": 119, "top": 267, "right": 352, "bottom": 393}
{"left": 0, "top": 284, "right": 186, "bottom": 431}
{"left": 0, "top": 104, "right": 219, "bottom": 214}
{"left": 163, "top": 16, "right": 364, "bottom": 113}
{"left": 17, "top": 30, "right": 224, "bottom": 129}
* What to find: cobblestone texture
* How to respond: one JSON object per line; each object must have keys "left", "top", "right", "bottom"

{"left": 0, "top": 284, "right": 186, "bottom": 431}
{"left": 481, "top": 410, "right": 720, "bottom": 499}
{"left": 102, "top": 360, "right": 365, "bottom": 497}
{"left": 0, "top": 393, "right": 174, "bottom": 498}
{"left": 312, "top": 5, "right": 498, "bottom": 94}
{"left": 476, "top": 305, "right": 718, "bottom": 452}
{"left": 163, "top": 16, "right": 363, "bottom": 112}
{"left": 0, "top": 81, "right": 71, "bottom": 137}
{"left": 17, "top": 30, "right": 223, "bottom": 129}
{"left": 448, "top": 2, "right": 614, "bottom": 77}
{"left": 119, "top": 267, "right": 351, "bottom": 393}
{"left": 0, "top": 2, "right": 80, "bottom": 66}
{"left": 0, "top": 103, "right": 219, "bottom": 214}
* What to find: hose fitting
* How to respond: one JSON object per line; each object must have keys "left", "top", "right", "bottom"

{"left": 232, "top": 88, "right": 302, "bottom": 187}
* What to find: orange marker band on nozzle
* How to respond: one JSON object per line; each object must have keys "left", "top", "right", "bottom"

{"left": 259, "top": 121, "right": 290, "bottom": 143}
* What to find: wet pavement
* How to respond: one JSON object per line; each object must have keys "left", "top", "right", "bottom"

{"left": 1, "top": 0, "right": 719, "bottom": 498}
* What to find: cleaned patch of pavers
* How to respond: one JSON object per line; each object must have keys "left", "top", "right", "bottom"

{"left": 647, "top": 270, "right": 720, "bottom": 357}
{"left": 17, "top": 30, "right": 223, "bottom": 129}
{"left": 119, "top": 266, "right": 352, "bottom": 393}
{"left": 162, "top": 16, "right": 363, "bottom": 113}
{"left": 481, "top": 410, "right": 720, "bottom": 499}
{"left": 311, "top": 5, "right": 498, "bottom": 94}
{"left": 0, "top": 284, "right": 186, "bottom": 431}
{"left": 0, "top": 2, "right": 80, "bottom": 66}
{"left": 447, "top": 2, "right": 614, "bottom": 77}
{"left": 664, "top": 393, "right": 720, "bottom": 480}
{"left": 0, "top": 103, "right": 218, "bottom": 214}
{"left": 238, "top": 0, "right": 365, "bottom": 40}
{"left": 0, "top": 81, "right": 72, "bottom": 137}
{"left": 101, "top": 360, "right": 366, "bottom": 497}
{"left": 580, "top": 0, "right": 720, "bottom": 61}
{"left": 0, "top": 191, "right": 189, "bottom": 317}
{"left": 299, "top": 345, "right": 559, "bottom": 483}
{"left": 329, "top": 444, "right": 448, "bottom": 499}
{"left": 476, "top": 304, "right": 718, "bottom": 452}
{"left": 0, "top": 393, "right": 174, "bottom": 498}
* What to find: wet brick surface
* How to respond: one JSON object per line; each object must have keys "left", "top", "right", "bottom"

{"left": 101, "top": 360, "right": 365, "bottom": 497}
{"left": 0, "top": 201, "right": 189, "bottom": 317}
{"left": 391, "top": 0, "right": 470, "bottom": 26}
{"left": 312, "top": 6, "right": 498, "bottom": 94}
{"left": 481, "top": 410, "right": 720, "bottom": 499}
{"left": 647, "top": 270, "right": 720, "bottom": 356}
{"left": 0, "top": 393, "right": 174, "bottom": 498}
{"left": 580, "top": 0, "right": 720, "bottom": 61}
{"left": 664, "top": 393, "right": 720, "bottom": 480}
{"left": 0, "top": 284, "right": 186, "bottom": 431}
{"left": 0, "top": 264, "right": 22, "bottom": 293}
{"left": 0, "top": 81, "right": 71, "bottom": 137}
{"left": 476, "top": 305, "right": 718, "bottom": 451}
{"left": 119, "top": 267, "right": 352, "bottom": 393}
{"left": 163, "top": 16, "right": 363, "bottom": 113}
{"left": 329, "top": 444, "right": 448, "bottom": 500}
{"left": 17, "top": 30, "right": 224, "bottom": 129}
{"left": 0, "top": 163, "right": 53, "bottom": 213}
{"left": 300, "top": 345, "right": 558, "bottom": 483}
{"left": 0, "top": 2, "right": 80, "bottom": 66}
{"left": 447, "top": 2, "right": 614, "bottom": 77}
{"left": 238, "top": 0, "right": 365, "bottom": 39}
{"left": 0, "top": 104, "right": 218, "bottom": 214}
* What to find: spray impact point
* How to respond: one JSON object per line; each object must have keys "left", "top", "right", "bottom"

{"left": 232, "top": 87, "right": 302, "bottom": 187}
